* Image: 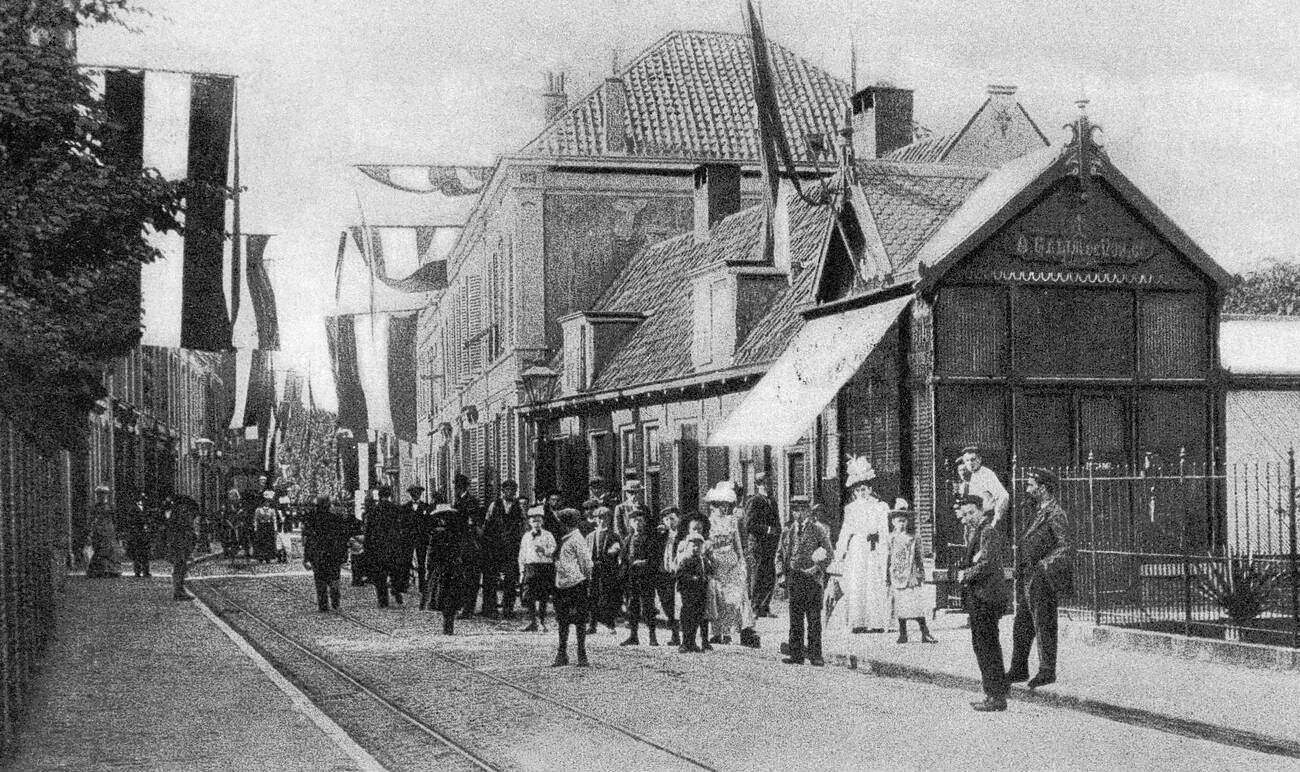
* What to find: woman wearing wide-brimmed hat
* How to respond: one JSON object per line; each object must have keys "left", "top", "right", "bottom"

{"left": 704, "top": 481, "right": 759, "bottom": 647}
{"left": 836, "top": 457, "right": 891, "bottom": 633}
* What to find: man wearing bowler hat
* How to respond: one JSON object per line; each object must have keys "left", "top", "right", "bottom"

{"left": 1006, "top": 468, "right": 1074, "bottom": 690}
{"left": 744, "top": 473, "right": 780, "bottom": 617}
{"left": 482, "top": 479, "right": 526, "bottom": 618}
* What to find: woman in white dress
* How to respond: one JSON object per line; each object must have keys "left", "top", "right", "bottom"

{"left": 836, "top": 457, "right": 891, "bottom": 633}
{"left": 704, "top": 482, "right": 760, "bottom": 648}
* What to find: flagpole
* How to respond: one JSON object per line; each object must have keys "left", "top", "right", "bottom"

{"left": 230, "top": 79, "right": 242, "bottom": 330}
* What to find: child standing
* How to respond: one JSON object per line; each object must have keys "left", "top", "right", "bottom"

{"left": 887, "top": 503, "right": 937, "bottom": 644}
{"left": 675, "top": 531, "right": 712, "bottom": 653}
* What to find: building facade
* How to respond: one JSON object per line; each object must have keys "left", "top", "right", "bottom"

{"left": 416, "top": 30, "right": 849, "bottom": 500}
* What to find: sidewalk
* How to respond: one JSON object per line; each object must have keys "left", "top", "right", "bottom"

{"left": 751, "top": 601, "right": 1300, "bottom": 756}
{"left": 6, "top": 574, "right": 369, "bottom": 771}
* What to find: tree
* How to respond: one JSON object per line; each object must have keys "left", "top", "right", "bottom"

{"left": 0, "top": 1, "right": 185, "bottom": 449}
{"left": 1223, "top": 260, "right": 1300, "bottom": 316}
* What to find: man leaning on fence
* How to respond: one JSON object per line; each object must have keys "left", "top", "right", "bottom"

{"left": 1007, "top": 467, "right": 1074, "bottom": 690}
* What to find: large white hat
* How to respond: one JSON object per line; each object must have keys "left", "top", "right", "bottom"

{"left": 844, "top": 456, "right": 877, "bottom": 489}
{"left": 705, "top": 481, "right": 737, "bottom": 505}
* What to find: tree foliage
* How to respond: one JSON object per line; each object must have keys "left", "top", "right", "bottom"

{"left": 0, "top": 1, "right": 184, "bottom": 449}
{"left": 1223, "top": 260, "right": 1300, "bottom": 316}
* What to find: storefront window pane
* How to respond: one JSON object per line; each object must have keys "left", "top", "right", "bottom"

{"left": 1014, "top": 288, "right": 1134, "bottom": 376}
{"left": 936, "top": 286, "right": 1008, "bottom": 375}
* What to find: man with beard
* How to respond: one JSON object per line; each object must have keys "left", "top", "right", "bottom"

{"left": 363, "top": 486, "right": 411, "bottom": 608}
{"left": 482, "top": 479, "right": 526, "bottom": 619}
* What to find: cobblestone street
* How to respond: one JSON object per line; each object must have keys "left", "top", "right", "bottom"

{"left": 187, "top": 569, "right": 1291, "bottom": 771}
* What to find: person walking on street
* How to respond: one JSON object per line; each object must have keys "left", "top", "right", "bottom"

{"left": 585, "top": 505, "right": 622, "bottom": 634}
{"left": 483, "top": 479, "right": 526, "bottom": 619}
{"left": 957, "top": 493, "right": 1011, "bottom": 711}
{"left": 123, "top": 492, "right": 155, "bottom": 578}
{"left": 655, "top": 507, "right": 685, "bottom": 646}
{"left": 620, "top": 511, "right": 661, "bottom": 646}
{"left": 402, "top": 484, "right": 433, "bottom": 599}
{"left": 162, "top": 496, "right": 198, "bottom": 601}
{"left": 887, "top": 503, "right": 937, "bottom": 644}
{"left": 452, "top": 474, "right": 485, "bottom": 618}
{"left": 518, "top": 508, "right": 556, "bottom": 632}
{"left": 85, "top": 486, "right": 122, "bottom": 578}
{"left": 253, "top": 490, "right": 280, "bottom": 563}
{"left": 364, "top": 486, "right": 412, "bottom": 608}
{"left": 302, "top": 496, "right": 361, "bottom": 613}
{"left": 778, "top": 496, "right": 833, "bottom": 666}
{"left": 422, "top": 501, "right": 466, "bottom": 633}
{"left": 1007, "top": 468, "right": 1074, "bottom": 690}
{"left": 552, "top": 509, "right": 593, "bottom": 667}
{"left": 745, "top": 474, "right": 780, "bottom": 618}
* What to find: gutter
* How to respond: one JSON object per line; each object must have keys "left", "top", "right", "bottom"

{"left": 521, "top": 362, "right": 769, "bottom": 417}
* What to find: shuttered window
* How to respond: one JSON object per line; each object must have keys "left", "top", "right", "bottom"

{"left": 1141, "top": 292, "right": 1206, "bottom": 377}
{"left": 1014, "top": 288, "right": 1134, "bottom": 376}
{"left": 936, "top": 286, "right": 1007, "bottom": 375}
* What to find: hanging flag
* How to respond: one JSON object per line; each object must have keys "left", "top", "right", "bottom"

{"left": 387, "top": 313, "right": 418, "bottom": 442}
{"left": 96, "top": 68, "right": 238, "bottom": 351}
{"left": 355, "top": 164, "right": 492, "bottom": 195}
{"left": 245, "top": 234, "right": 280, "bottom": 349}
{"left": 325, "top": 315, "right": 369, "bottom": 433}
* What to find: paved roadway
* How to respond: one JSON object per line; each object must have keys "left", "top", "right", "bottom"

{"left": 191, "top": 574, "right": 1291, "bottom": 772}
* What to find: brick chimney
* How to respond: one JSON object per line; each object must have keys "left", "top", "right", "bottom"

{"left": 693, "top": 164, "right": 741, "bottom": 242}
{"left": 603, "top": 77, "right": 628, "bottom": 154}
{"left": 851, "top": 83, "right": 914, "bottom": 158}
{"left": 543, "top": 72, "right": 567, "bottom": 124}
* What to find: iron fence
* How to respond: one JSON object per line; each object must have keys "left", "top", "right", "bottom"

{"left": 1009, "top": 450, "right": 1300, "bottom": 649}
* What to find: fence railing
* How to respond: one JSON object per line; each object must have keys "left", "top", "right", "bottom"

{"left": 1010, "top": 451, "right": 1300, "bottom": 649}
{"left": 0, "top": 415, "right": 69, "bottom": 755}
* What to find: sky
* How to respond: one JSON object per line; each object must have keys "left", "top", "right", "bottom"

{"left": 79, "top": 0, "right": 1300, "bottom": 407}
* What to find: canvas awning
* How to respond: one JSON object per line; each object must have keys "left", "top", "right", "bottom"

{"left": 708, "top": 295, "right": 911, "bottom": 447}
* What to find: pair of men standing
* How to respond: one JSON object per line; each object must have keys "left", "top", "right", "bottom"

{"left": 958, "top": 466, "right": 1073, "bottom": 711}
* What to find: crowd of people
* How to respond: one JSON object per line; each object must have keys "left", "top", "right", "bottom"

{"left": 82, "top": 486, "right": 201, "bottom": 600}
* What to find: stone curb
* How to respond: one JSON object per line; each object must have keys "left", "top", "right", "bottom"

{"left": 1060, "top": 618, "right": 1300, "bottom": 672}
{"left": 819, "top": 650, "right": 1300, "bottom": 760}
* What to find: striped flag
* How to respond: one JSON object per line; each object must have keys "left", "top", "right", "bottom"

{"left": 98, "top": 68, "right": 237, "bottom": 351}
{"left": 325, "top": 312, "right": 419, "bottom": 443}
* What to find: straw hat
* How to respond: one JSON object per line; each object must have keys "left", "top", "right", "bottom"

{"left": 844, "top": 456, "right": 877, "bottom": 489}
{"left": 705, "top": 481, "right": 737, "bottom": 505}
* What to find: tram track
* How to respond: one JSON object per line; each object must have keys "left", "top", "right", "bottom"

{"left": 202, "top": 576, "right": 719, "bottom": 772}
{"left": 195, "top": 581, "right": 503, "bottom": 772}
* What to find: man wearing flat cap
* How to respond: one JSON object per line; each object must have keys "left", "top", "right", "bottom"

{"left": 613, "top": 478, "right": 648, "bottom": 538}
{"left": 1007, "top": 467, "right": 1074, "bottom": 690}
{"left": 956, "top": 493, "right": 1010, "bottom": 711}
{"left": 777, "top": 495, "right": 833, "bottom": 666}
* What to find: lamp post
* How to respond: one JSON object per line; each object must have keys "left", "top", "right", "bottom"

{"left": 519, "top": 366, "right": 558, "bottom": 501}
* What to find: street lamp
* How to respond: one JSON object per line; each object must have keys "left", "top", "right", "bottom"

{"left": 520, "top": 365, "right": 559, "bottom": 405}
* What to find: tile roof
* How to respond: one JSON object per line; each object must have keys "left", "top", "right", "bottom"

{"left": 883, "top": 132, "right": 959, "bottom": 163}
{"left": 523, "top": 30, "right": 849, "bottom": 162}
{"left": 555, "top": 162, "right": 993, "bottom": 397}
{"left": 853, "top": 160, "right": 991, "bottom": 271}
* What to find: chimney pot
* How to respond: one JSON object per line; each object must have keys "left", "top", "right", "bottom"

{"left": 987, "top": 84, "right": 1018, "bottom": 96}
{"left": 543, "top": 71, "right": 568, "bottom": 125}
{"left": 603, "top": 76, "right": 628, "bottom": 154}
{"left": 850, "top": 84, "right": 914, "bottom": 159}
{"left": 693, "top": 164, "right": 741, "bottom": 242}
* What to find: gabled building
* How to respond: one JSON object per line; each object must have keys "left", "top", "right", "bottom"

{"left": 416, "top": 30, "right": 851, "bottom": 499}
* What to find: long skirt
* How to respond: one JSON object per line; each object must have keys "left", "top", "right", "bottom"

{"left": 842, "top": 541, "right": 889, "bottom": 630}
{"left": 708, "top": 547, "right": 753, "bottom": 636}
{"left": 253, "top": 522, "right": 277, "bottom": 561}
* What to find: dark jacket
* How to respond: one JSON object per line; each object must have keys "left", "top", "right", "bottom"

{"left": 163, "top": 498, "right": 199, "bottom": 556}
{"left": 1017, "top": 497, "right": 1074, "bottom": 596}
{"left": 656, "top": 525, "right": 687, "bottom": 575}
{"left": 744, "top": 494, "right": 780, "bottom": 539}
{"left": 427, "top": 506, "right": 467, "bottom": 566}
{"left": 675, "top": 549, "right": 712, "bottom": 588}
{"left": 303, "top": 508, "right": 361, "bottom": 569}
{"left": 960, "top": 515, "right": 1009, "bottom": 616}
{"left": 401, "top": 500, "right": 431, "bottom": 546}
{"left": 777, "top": 517, "right": 834, "bottom": 579}
{"left": 483, "top": 497, "right": 526, "bottom": 557}
{"left": 622, "top": 528, "right": 662, "bottom": 579}
{"left": 363, "top": 500, "right": 409, "bottom": 568}
{"left": 587, "top": 527, "right": 622, "bottom": 573}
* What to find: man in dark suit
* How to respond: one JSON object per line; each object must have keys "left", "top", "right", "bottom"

{"left": 777, "top": 496, "right": 833, "bottom": 666}
{"left": 1007, "top": 468, "right": 1074, "bottom": 690}
{"left": 745, "top": 474, "right": 780, "bottom": 617}
{"left": 957, "top": 494, "right": 1011, "bottom": 711}
{"left": 452, "top": 473, "right": 485, "bottom": 618}
{"left": 482, "top": 479, "right": 526, "bottom": 619}
{"left": 364, "top": 486, "right": 411, "bottom": 608}
{"left": 619, "top": 510, "right": 662, "bottom": 646}
{"left": 402, "top": 484, "right": 434, "bottom": 602}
